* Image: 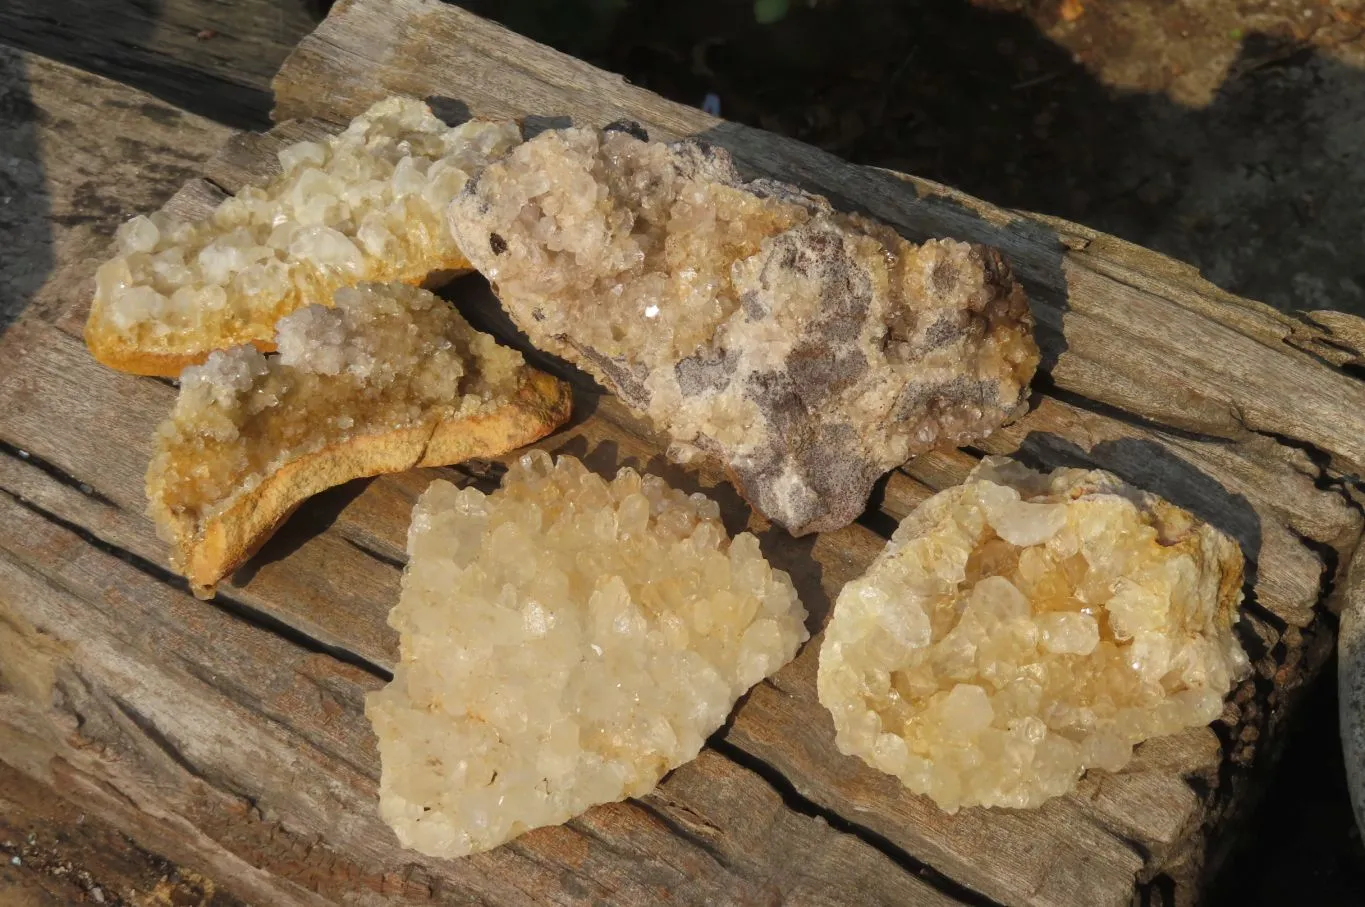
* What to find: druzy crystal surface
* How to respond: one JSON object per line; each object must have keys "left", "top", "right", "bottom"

{"left": 146, "top": 281, "right": 554, "bottom": 591}
{"left": 817, "top": 457, "right": 1248, "bottom": 812}
{"left": 448, "top": 125, "right": 1039, "bottom": 535}
{"left": 366, "top": 452, "right": 809, "bottom": 857}
{"left": 88, "top": 97, "right": 521, "bottom": 372}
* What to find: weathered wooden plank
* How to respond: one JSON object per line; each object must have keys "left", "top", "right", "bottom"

{"left": 273, "top": 0, "right": 1365, "bottom": 481}
{"left": 0, "top": 760, "right": 240, "bottom": 907}
{"left": 0, "top": 311, "right": 1332, "bottom": 907}
{"left": 0, "top": 469, "right": 960, "bottom": 907}
{"left": 14, "top": 124, "right": 1359, "bottom": 905}
{"left": 0, "top": 0, "right": 315, "bottom": 129}
{"left": 5, "top": 5, "right": 1363, "bottom": 905}
{"left": 0, "top": 47, "right": 230, "bottom": 329}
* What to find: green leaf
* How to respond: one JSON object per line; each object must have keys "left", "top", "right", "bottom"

{"left": 754, "top": 0, "right": 790, "bottom": 25}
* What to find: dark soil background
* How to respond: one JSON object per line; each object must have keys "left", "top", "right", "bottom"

{"left": 452, "top": 0, "right": 1365, "bottom": 903}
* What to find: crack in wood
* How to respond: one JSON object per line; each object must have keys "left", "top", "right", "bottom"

{"left": 339, "top": 536, "right": 407, "bottom": 572}
{"left": 0, "top": 487, "right": 392, "bottom": 683}
{"left": 0, "top": 441, "right": 119, "bottom": 508}
{"left": 1030, "top": 382, "right": 1248, "bottom": 447}
{"left": 109, "top": 694, "right": 206, "bottom": 782}
{"left": 707, "top": 738, "right": 1005, "bottom": 907}
{"left": 631, "top": 797, "right": 736, "bottom": 873}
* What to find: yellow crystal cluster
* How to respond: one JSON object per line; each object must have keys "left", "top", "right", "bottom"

{"left": 818, "top": 457, "right": 1248, "bottom": 811}
{"left": 366, "top": 451, "right": 808, "bottom": 858}
{"left": 147, "top": 282, "right": 567, "bottom": 595}
{"left": 87, "top": 98, "right": 522, "bottom": 375}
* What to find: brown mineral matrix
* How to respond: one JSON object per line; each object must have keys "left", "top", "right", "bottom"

{"left": 448, "top": 123, "right": 1040, "bottom": 535}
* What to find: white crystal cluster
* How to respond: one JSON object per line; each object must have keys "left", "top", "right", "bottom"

{"left": 91, "top": 97, "right": 521, "bottom": 359}
{"left": 818, "top": 457, "right": 1248, "bottom": 812}
{"left": 149, "top": 282, "right": 525, "bottom": 534}
{"left": 367, "top": 452, "right": 809, "bottom": 857}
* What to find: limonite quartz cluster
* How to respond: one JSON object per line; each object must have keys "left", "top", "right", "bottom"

{"left": 87, "top": 97, "right": 522, "bottom": 376}
{"left": 147, "top": 282, "right": 568, "bottom": 596}
{"left": 818, "top": 457, "right": 1248, "bottom": 811}
{"left": 366, "top": 451, "right": 808, "bottom": 858}
{"left": 449, "top": 123, "right": 1039, "bottom": 537}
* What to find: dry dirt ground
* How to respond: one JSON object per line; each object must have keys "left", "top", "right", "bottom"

{"left": 2, "top": 0, "right": 1365, "bottom": 904}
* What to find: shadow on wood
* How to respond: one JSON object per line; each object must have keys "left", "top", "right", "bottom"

{"left": 0, "top": 49, "right": 54, "bottom": 336}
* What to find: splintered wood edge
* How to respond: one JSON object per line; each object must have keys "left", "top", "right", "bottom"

{"left": 159, "top": 370, "right": 572, "bottom": 596}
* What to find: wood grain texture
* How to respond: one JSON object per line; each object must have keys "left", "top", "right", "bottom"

{"left": 0, "top": 760, "right": 245, "bottom": 907}
{"left": 2, "top": 3, "right": 1363, "bottom": 905}
{"left": 0, "top": 47, "right": 231, "bottom": 329}
{"left": 0, "top": 432, "right": 956, "bottom": 907}
{"left": 0, "top": 0, "right": 315, "bottom": 129}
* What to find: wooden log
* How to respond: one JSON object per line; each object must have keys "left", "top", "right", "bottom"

{"left": 0, "top": 306, "right": 1351, "bottom": 906}
{"left": 2, "top": 4, "right": 1364, "bottom": 904}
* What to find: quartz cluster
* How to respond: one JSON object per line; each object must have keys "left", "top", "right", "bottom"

{"left": 87, "top": 97, "right": 523, "bottom": 376}
{"left": 448, "top": 124, "right": 1040, "bottom": 536}
{"left": 817, "top": 457, "right": 1248, "bottom": 811}
{"left": 366, "top": 451, "right": 808, "bottom": 858}
{"left": 147, "top": 282, "right": 569, "bottom": 596}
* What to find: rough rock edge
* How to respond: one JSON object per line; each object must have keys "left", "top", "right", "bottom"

{"left": 147, "top": 369, "right": 571, "bottom": 598}
{"left": 85, "top": 265, "right": 468, "bottom": 378}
